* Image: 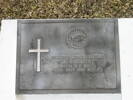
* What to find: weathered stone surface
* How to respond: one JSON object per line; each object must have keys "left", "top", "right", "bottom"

{"left": 16, "top": 19, "right": 121, "bottom": 94}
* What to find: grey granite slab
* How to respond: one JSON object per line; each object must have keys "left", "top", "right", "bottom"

{"left": 16, "top": 19, "right": 121, "bottom": 94}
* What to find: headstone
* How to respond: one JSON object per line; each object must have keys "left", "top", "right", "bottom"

{"left": 16, "top": 19, "right": 121, "bottom": 94}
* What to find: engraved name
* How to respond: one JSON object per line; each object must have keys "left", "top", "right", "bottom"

{"left": 43, "top": 54, "right": 106, "bottom": 73}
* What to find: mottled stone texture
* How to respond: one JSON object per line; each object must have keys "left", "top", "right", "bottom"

{"left": 16, "top": 19, "right": 120, "bottom": 94}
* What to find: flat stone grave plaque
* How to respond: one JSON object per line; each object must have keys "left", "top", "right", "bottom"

{"left": 16, "top": 19, "right": 121, "bottom": 94}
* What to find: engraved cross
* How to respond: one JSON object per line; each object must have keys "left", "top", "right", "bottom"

{"left": 29, "top": 38, "right": 49, "bottom": 72}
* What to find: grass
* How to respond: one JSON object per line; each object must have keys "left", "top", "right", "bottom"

{"left": 0, "top": 0, "right": 133, "bottom": 20}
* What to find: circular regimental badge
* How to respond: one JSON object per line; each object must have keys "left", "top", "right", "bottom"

{"left": 66, "top": 29, "right": 88, "bottom": 49}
